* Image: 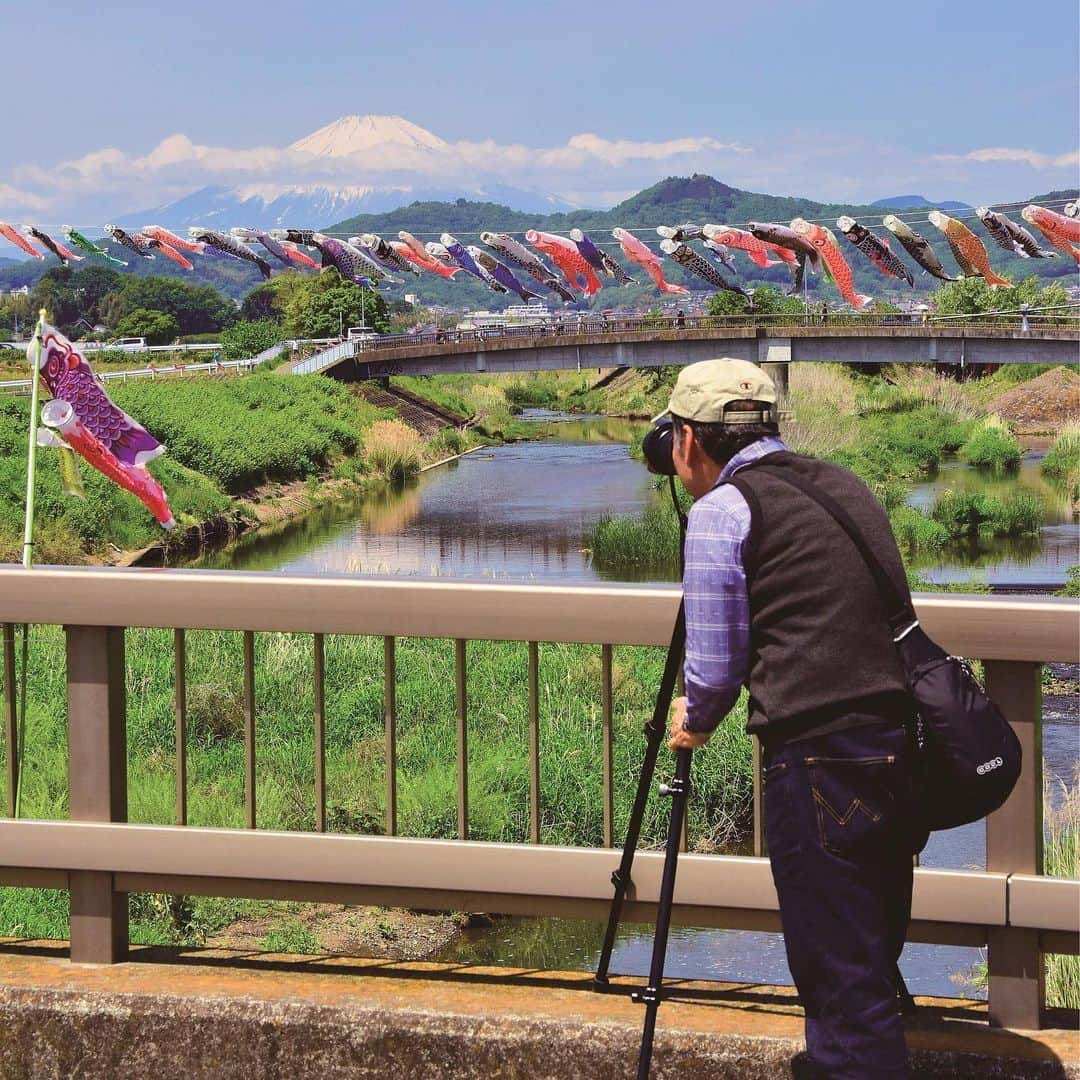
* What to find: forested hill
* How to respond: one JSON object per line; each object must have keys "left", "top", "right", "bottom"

{"left": 327, "top": 176, "right": 1078, "bottom": 306}
{"left": 329, "top": 174, "right": 896, "bottom": 240}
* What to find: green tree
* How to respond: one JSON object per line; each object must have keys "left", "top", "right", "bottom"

{"left": 282, "top": 272, "right": 388, "bottom": 338}
{"left": 706, "top": 285, "right": 804, "bottom": 317}
{"left": 932, "top": 275, "right": 1070, "bottom": 320}
{"left": 31, "top": 265, "right": 124, "bottom": 334}
{"left": 111, "top": 276, "right": 236, "bottom": 334}
{"left": 114, "top": 308, "right": 179, "bottom": 346}
{"left": 221, "top": 319, "right": 283, "bottom": 360}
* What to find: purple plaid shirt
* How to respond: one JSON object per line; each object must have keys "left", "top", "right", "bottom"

{"left": 683, "top": 436, "right": 788, "bottom": 734}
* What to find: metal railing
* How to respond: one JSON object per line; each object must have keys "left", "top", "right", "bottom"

{"left": 0, "top": 338, "right": 336, "bottom": 395}
{"left": 0, "top": 566, "right": 1076, "bottom": 1031}
{"left": 291, "top": 310, "right": 1080, "bottom": 375}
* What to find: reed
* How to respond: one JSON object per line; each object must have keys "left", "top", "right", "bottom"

{"left": 1045, "top": 773, "right": 1080, "bottom": 1010}
{"left": 362, "top": 420, "right": 423, "bottom": 482}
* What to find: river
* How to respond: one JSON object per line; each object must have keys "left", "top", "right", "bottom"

{"left": 192, "top": 410, "right": 1078, "bottom": 999}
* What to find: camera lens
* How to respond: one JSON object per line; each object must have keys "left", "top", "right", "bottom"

{"left": 642, "top": 419, "right": 677, "bottom": 476}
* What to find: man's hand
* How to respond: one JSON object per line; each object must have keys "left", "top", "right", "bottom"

{"left": 668, "top": 696, "right": 712, "bottom": 751}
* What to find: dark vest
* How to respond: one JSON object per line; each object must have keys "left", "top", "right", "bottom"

{"left": 726, "top": 451, "right": 911, "bottom": 741}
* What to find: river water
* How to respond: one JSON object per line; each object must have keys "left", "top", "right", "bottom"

{"left": 195, "top": 410, "right": 1078, "bottom": 998}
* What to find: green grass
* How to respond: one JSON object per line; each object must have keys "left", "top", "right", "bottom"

{"left": 588, "top": 484, "right": 688, "bottom": 578}
{"left": 0, "top": 625, "right": 756, "bottom": 944}
{"left": 113, "top": 374, "right": 386, "bottom": 492}
{"left": 959, "top": 417, "right": 1021, "bottom": 471}
{"left": 930, "top": 490, "right": 1043, "bottom": 539}
{"left": 0, "top": 396, "right": 233, "bottom": 560}
{"left": 1042, "top": 425, "right": 1080, "bottom": 504}
{"left": 1046, "top": 775, "right": 1080, "bottom": 1010}
{"left": 888, "top": 505, "right": 950, "bottom": 554}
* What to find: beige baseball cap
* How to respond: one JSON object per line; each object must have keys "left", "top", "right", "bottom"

{"left": 652, "top": 358, "right": 777, "bottom": 424}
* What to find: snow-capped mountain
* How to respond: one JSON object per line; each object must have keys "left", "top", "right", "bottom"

{"left": 291, "top": 114, "right": 448, "bottom": 156}
{"left": 118, "top": 114, "right": 580, "bottom": 229}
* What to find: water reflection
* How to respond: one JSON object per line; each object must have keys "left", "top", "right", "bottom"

{"left": 907, "top": 452, "right": 1078, "bottom": 585}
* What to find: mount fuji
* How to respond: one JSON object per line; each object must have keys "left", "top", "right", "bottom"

{"left": 118, "top": 115, "right": 581, "bottom": 230}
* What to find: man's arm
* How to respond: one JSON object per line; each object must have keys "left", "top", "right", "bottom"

{"left": 671, "top": 490, "right": 751, "bottom": 746}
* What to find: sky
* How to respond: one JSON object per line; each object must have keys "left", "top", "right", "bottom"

{"left": 1, "top": 0, "right": 1077, "bottom": 222}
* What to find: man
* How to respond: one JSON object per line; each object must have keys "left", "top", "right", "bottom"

{"left": 660, "top": 358, "right": 927, "bottom": 1079}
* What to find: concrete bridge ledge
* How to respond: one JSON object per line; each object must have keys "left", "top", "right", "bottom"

{"left": 0, "top": 943, "right": 1075, "bottom": 1078}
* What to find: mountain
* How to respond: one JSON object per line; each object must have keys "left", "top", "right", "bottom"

{"left": 117, "top": 114, "right": 580, "bottom": 231}
{"left": 872, "top": 195, "right": 973, "bottom": 213}
{"left": 328, "top": 175, "right": 1079, "bottom": 308}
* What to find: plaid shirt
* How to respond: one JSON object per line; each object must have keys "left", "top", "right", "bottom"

{"left": 683, "top": 436, "right": 788, "bottom": 734}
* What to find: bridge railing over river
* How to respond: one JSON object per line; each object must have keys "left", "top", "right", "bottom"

{"left": 291, "top": 307, "right": 1080, "bottom": 377}
{"left": 0, "top": 567, "right": 1076, "bottom": 1031}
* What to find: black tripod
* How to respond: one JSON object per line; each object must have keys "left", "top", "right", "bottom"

{"left": 593, "top": 602, "right": 688, "bottom": 1080}
{"left": 594, "top": 476, "right": 690, "bottom": 1079}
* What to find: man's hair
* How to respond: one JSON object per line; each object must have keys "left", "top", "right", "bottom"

{"left": 672, "top": 401, "right": 779, "bottom": 465}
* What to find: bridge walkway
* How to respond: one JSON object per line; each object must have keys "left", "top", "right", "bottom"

{"left": 1, "top": 940, "right": 1075, "bottom": 1078}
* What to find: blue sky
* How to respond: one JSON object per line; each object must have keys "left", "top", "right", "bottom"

{"left": 1, "top": 0, "right": 1077, "bottom": 219}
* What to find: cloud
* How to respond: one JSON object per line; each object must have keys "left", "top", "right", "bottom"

{"left": 0, "top": 183, "right": 48, "bottom": 215}
{"left": 933, "top": 146, "right": 1080, "bottom": 169}
{"left": 3, "top": 126, "right": 752, "bottom": 218}
{"left": 3, "top": 122, "right": 1077, "bottom": 222}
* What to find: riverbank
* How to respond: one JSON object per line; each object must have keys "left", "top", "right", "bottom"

{"left": 0, "top": 372, "right": 484, "bottom": 567}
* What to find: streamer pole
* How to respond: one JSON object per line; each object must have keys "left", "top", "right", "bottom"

{"left": 22, "top": 309, "right": 46, "bottom": 568}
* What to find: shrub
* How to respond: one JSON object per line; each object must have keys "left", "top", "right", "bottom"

{"left": 960, "top": 416, "right": 1021, "bottom": 470}
{"left": 504, "top": 377, "right": 559, "bottom": 408}
{"left": 363, "top": 420, "right": 422, "bottom": 482}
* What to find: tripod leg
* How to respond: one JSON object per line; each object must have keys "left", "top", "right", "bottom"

{"left": 594, "top": 604, "right": 686, "bottom": 987}
{"left": 634, "top": 747, "right": 692, "bottom": 1080}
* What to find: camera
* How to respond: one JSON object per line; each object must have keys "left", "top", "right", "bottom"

{"left": 642, "top": 418, "right": 677, "bottom": 476}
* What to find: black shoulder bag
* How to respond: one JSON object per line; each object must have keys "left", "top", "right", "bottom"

{"left": 749, "top": 464, "right": 1022, "bottom": 832}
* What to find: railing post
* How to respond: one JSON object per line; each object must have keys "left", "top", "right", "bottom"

{"left": 66, "top": 625, "right": 128, "bottom": 963}
{"left": 984, "top": 659, "right": 1044, "bottom": 1029}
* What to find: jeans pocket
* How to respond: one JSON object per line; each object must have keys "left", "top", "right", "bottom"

{"left": 805, "top": 754, "right": 901, "bottom": 859}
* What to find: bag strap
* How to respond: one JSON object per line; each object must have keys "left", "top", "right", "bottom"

{"left": 743, "top": 463, "right": 917, "bottom": 638}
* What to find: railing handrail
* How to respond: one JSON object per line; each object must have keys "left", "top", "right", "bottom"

{"left": 0, "top": 566, "right": 1076, "bottom": 661}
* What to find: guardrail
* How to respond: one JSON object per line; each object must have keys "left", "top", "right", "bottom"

{"left": 292, "top": 310, "right": 1080, "bottom": 376}
{"left": 0, "top": 568, "right": 1076, "bottom": 1031}
{"left": 0, "top": 338, "right": 331, "bottom": 395}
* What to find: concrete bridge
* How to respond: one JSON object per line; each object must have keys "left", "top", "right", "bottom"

{"left": 290, "top": 316, "right": 1080, "bottom": 384}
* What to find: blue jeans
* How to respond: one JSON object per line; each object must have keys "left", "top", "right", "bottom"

{"left": 763, "top": 722, "right": 929, "bottom": 1080}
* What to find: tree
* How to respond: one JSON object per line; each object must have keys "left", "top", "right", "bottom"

{"left": 114, "top": 308, "right": 178, "bottom": 346}
{"left": 932, "top": 275, "right": 1070, "bottom": 320}
{"left": 111, "top": 276, "right": 236, "bottom": 334}
{"left": 221, "top": 319, "right": 283, "bottom": 360}
{"left": 706, "top": 285, "right": 803, "bottom": 317}
{"left": 282, "top": 272, "right": 389, "bottom": 338}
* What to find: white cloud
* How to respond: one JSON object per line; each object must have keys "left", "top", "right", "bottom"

{"left": 2, "top": 126, "right": 753, "bottom": 218}
{"left": 0, "top": 183, "right": 47, "bottom": 214}
{"left": 933, "top": 146, "right": 1080, "bottom": 169}
{"left": 2, "top": 120, "right": 1077, "bottom": 222}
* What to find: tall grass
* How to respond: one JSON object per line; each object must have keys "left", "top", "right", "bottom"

{"left": 0, "top": 624, "right": 756, "bottom": 943}
{"left": 783, "top": 364, "right": 860, "bottom": 456}
{"left": 931, "top": 490, "right": 1043, "bottom": 538}
{"left": 589, "top": 498, "right": 683, "bottom": 577}
{"left": 1045, "top": 775, "right": 1079, "bottom": 1010}
{"left": 960, "top": 416, "right": 1022, "bottom": 470}
{"left": 1042, "top": 423, "right": 1080, "bottom": 504}
{"left": 363, "top": 420, "right": 422, "bottom": 482}
{"left": 885, "top": 366, "right": 985, "bottom": 422}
